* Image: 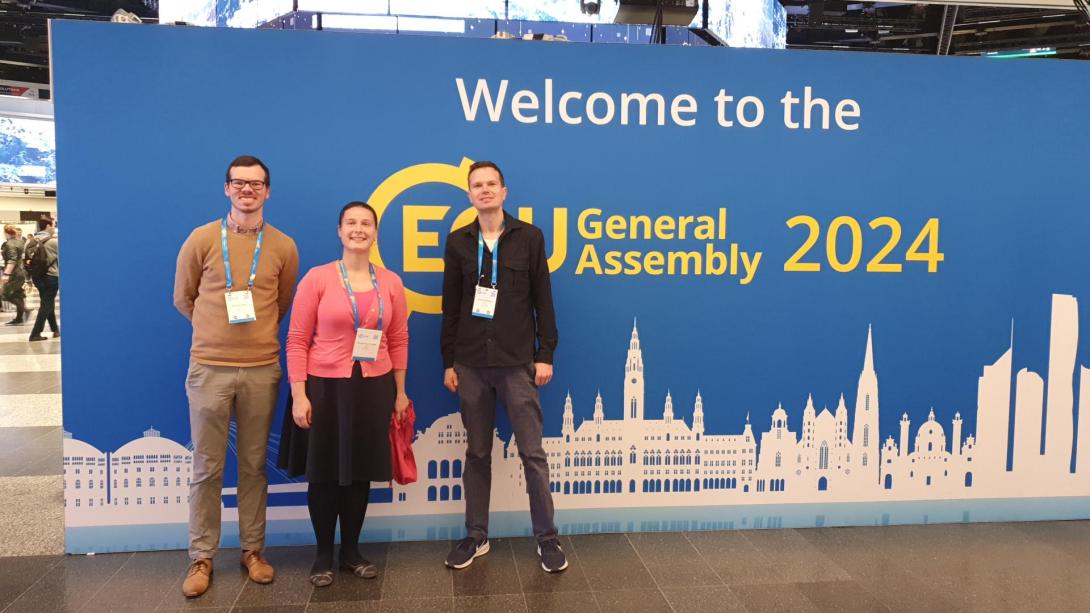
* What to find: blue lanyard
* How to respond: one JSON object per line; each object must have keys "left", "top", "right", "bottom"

{"left": 220, "top": 218, "right": 264, "bottom": 291}
{"left": 477, "top": 224, "right": 504, "bottom": 288}
{"left": 339, "top": 260, "right": 383, "bottom": 331}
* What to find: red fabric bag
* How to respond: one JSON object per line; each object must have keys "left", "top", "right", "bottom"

{"left": 390, "top": 401, "right": 418, "bottom": 485}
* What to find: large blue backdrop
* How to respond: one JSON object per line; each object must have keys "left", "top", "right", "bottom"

{"left": 52, "top": 21, "right": 1090, "bottom": 553}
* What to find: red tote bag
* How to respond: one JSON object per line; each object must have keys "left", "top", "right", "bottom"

{"left": 390, "top": 401, "right": 418, "bottom": 485}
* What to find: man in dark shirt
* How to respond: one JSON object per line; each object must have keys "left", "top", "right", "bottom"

{"left": 440, "top": 160, "right": 566, "bottom": 573}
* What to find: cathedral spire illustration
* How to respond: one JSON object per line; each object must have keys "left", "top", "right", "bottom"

{"left": 625, "top": 318, "right": 645, "bottom": 421}
{"left": 852, "top": 325, "right": 880, "bottom": 486}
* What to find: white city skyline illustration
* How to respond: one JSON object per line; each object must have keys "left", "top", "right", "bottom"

{"left": 64, "top": 293, "right": 1088, "bottom": 527}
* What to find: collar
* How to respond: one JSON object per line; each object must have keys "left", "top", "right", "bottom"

{"left": 226, "top": 213, "right": 265, "bottom": 235}
{"left": 461, "top": 210, "right": 523, "bottom": 237}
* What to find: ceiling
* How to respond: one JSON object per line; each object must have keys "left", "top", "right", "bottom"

{"left": 0, "top": 1, "right": 1087, "bottom": 92}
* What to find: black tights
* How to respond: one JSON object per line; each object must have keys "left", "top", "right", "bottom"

{"left": 307, "top": 481, "right": 371, "bottom": 572}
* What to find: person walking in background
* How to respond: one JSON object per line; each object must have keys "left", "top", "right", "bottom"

{"left": 1, "top": 225, "right": 28, "bottom": 325}
{"left": 440, "top": 161, "right": 566, "bottom": 573}
{"left": 173, "top": 155, "right": 299, "bottom": 598}
{"left": 278, "top": 201, "right": 410, "bottom": 587}
{"left": 24, "top": 218, "right": 58, "bottom": 341}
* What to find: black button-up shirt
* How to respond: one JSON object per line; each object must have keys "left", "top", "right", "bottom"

{"left": 441, "top": 211, "right": 558, "bottom": 369}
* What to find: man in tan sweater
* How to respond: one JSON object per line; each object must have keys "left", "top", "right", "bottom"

{"left": 173, "top": 155, "right": 299, "bottom": 598}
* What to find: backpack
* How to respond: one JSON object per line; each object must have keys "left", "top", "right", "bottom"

{"left": 25, "top": 237, "right": 55, "bottom": 279}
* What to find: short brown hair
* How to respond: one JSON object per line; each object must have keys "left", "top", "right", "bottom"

{"left": 3, "top": 224, "right": 16, "bottom": 235}
{"left": 468, "top": 160, "right": 505, "bottom": 187}
{"left": 225, "top": 155, "right": 270, "bottom": 186}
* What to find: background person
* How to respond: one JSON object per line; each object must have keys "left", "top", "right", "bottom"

{"left": 278, "top": 201, "right": 410, "bottom": 587}
{"left": 1, "top": 225, "right": 28, "bottom": 325}
{"left": 25, "top": 218, "right": 58, "bottom": 341}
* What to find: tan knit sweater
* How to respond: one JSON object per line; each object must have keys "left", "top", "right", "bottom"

{"left": 173, "top": 219, "right": 299, "bottom": 367}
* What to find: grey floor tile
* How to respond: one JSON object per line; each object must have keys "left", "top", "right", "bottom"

{"left": 731, "top": 583, "right": 821, "bottom": 613}
{"left": 511, "top": 536, "right": 590, "bottom": 594}
{"left": 523, "top": 591, "right": 600, "bottom": 613}
{"left": 231, "top": 606, "right": 306, "bottom": 612}
{"left": 380, "top": 540, "right": 453, "bottom": 599}
{"left": 660, "top": 586, "right": 746, "bottom": 613}
{"left": 567, "top": 533, "right": 653, "bottom": 592}
{"left": 232, "top": 546, "right": 314, "bottom": 608}
{"left": 159, "top": 609, "right": 230, "bottom": 613}
{"left": 5, "top": 551, "right": 129, "bottom": 613}
{"left": 684, "top": 530, "right": 785, "bottom": 585}
{"left": 81, "top": 550, "right": 188, "bottom": 612}
{"left": 742, "top": 528, "right": 853, "bottom": 583}
{"left": 451, "top": 539, "right": 521, "bottom": 597}
{"left": 1013, "top": 519, "right": 1090, "bottom": 562}
{"left": 0, "top": 342, "right": 61, "bottom": 355}
{"left": 0, "top": 372, "right": 60, "bottom": 395}
{"left": 307, "top": 542, "right": 388, "bottom": 604}
{"left": 626, "top": 532, "right": 720, "bottom": 588}
{"left": 796, "top": 581, "right": 893, "bottom": 613}
{"left": 375, "top": 597, "right": 455, "bottom": 613}
{"left": 591, "top": 588, "right": 671, "bottom": 613}
{"left": 0, "top": 475, "right": 63, "bottom": 556}
{"left": 453, "top": 594, "right": 528, "bottom": 613}
{"left": 852, "top": 573, "right": 959, "bottom": 613}
{"left": 0, "top": 554, "right": 62, "bottom": 610}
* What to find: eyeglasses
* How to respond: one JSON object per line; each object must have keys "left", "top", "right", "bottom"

{"left": 228, "top": 179, "right": 267, "bottom": 191}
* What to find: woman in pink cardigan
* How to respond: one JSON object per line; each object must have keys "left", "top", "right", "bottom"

{"left": 278, "top": 201, "right": 410, "bottom": 587}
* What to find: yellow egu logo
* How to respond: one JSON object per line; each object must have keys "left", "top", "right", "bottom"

{"left": 366, "top": 157, "right": 568, "bottom": 317}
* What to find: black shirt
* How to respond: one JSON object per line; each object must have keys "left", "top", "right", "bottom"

{"left": 441, "top": 211, "right": 558, "bottom": 368}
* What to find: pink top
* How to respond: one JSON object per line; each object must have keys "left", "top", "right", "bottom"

{"left": 286, "top": 261, "right": 409, "bottom": 383}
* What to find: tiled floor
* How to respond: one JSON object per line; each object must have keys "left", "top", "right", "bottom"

{"left": 3, "top": 303, "right": 1090, "bottom": 612}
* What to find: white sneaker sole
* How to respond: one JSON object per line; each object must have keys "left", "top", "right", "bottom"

{"left": 536, "top": 545, "right": 569, "bottom": 573}
{"left": 446, "top": 539, "right": 490, "bottom": 569}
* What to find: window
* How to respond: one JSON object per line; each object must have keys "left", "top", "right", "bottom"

{"left": 440, "top": 461, "right": 449, "bottom": 479}
{"left": 428, "top": 461, "right": 437, "bottom": 480}
{"left": 427, "top": 486, "right": 437, "bottom": 501}
{"left": 775, "top": 452, "right": 781, "bottom": 468}
{"left": 453, "top": 459, "right": 463, "bottom": 478}
{"left": 864, "top": 425, "right": 870, "bottom": 447}
{"left": 819, "top": 442, "right": 829, "bottom": 470}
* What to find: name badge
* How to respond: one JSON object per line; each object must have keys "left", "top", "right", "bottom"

{"left": 472, "top": 286, "right": 498, "bottom": 319}
{"left": 353, "top": 327, "right": 383, "bottom": 361}
{"left": 225, "top": 290, "right": 256, "bottom": 324}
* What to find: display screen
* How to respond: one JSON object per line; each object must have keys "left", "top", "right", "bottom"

{"left": 707, "top": 0, "right": 786, "bottom": 49}
{"left": 0, "top": 115, "right": 55, "bottom": 186}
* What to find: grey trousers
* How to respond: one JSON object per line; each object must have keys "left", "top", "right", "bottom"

{"left": 186, "top": 359, "right": 281, "bottom": 560}
{"left": 455, "top": 362, "right": 558, "bottom": 543}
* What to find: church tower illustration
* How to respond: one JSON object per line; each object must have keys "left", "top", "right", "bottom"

{"left": 852, "top": 325, "right": 880, "bottom": 487}
{"left": 624, "top": 319, "right": 645, "bottom": 421}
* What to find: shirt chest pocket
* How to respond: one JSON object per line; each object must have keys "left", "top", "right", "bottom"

{"left": 502, "top": 257, "right": 530, "bottom": 292}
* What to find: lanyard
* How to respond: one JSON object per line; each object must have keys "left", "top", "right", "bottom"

{"left": 477, "top": 224, "right": 504, "bottom": 288}
{"left": 220, "top": 218, "right": 264, "bottom": 291}
{"left": 339, "top": 260, "right": 383, "bottom": 331}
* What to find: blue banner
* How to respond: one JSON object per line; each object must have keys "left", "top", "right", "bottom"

{"left": 52, "top": 21, "right": 1090, "bottom": 552}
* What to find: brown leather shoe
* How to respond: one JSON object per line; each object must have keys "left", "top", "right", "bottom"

{"left": 241, "top": 550, "right": 275, "bottom": 584}
{"left": 182, "top": 559, "right": 213, "bottom": 598}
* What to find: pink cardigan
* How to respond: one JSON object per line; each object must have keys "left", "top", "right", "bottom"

{"left": 286, "top": 261, "right": 409, "bottom": 383}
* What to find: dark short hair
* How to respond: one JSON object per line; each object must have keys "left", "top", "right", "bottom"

{"left": 37, "top": 217, "right": 53, "bottom": 231}
{"left": 468, "top": 160, "right": 505, "bottom": 187}
{"left": 225, "top": 155, "right": 270, "bottom": 186}
{"left": 339, "top": 201, "right": 378, "bottom": 229}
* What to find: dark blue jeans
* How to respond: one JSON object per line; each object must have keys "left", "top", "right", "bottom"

{"left": 454, "top": 362, "right": 558, "bottom": 543}
{"left": 30, "top": 275, "right": 58, "bottom": 337}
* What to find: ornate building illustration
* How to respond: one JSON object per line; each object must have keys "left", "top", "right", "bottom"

{"left": 64, "top": 293, "right": 1090, "bottom": 526}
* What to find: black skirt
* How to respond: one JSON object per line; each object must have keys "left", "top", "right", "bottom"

{"left": 277, "top": 363, "right": 394, "bottom": 485}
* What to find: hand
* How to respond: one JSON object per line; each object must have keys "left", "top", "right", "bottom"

{"left": 292, "top": 395, "right": 312, "bottom": 429}
{"left": 443, "top": 367, "right": 459, "bottom": 393}
{"left": 394, "top": 392, "right": 411, "bottom": 422}
{"left": 534, "top": 362, "right": 553, "bottom": 387}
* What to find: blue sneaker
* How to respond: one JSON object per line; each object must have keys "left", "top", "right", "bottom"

{"left": 537, "top": 538, "right": 568, "bottom": 573}
{"left": 445, "top": 537, "right": 490, "bottom": 569}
